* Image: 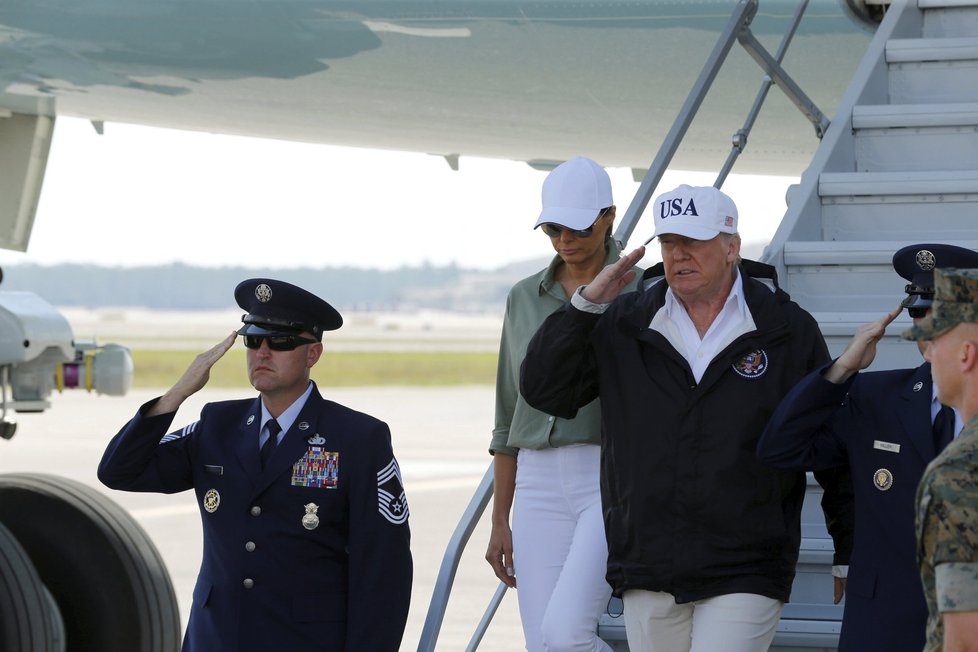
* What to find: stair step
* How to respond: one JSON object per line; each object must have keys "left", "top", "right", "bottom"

{"left": 782, "top": 240, "right": 938, "bottom": 266}
{"left": 852, "top": 103, "right": 978, "bottom": 172}
{"left": 920, "top": 0, "right": 978, "bottom": 7}
{"left": 887, "top": 37, "right": 978, "bottom": 102}
{"left": 853, "top": 102, "right": 978, "bottom": 128}
{"left": 816, "top": 172, "right": 978, "bottom": 240}
{"left": 780, "top": 240, "right": 978, "bottom": 338}
{"left": 809, "top": 311, "right": 914, "bottom": 336}
{"left": 922, "top": 2, "right": 978, "bottom": 38}
{"left": 820, "top": 170, "right": 978, "bottom": 196}
{"left": 887, "top": 37, "right": 978, "bottom": 62}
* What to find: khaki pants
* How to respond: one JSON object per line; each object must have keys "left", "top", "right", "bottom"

{"left": 622, "top": 590, "right": 782, "bottom": 652}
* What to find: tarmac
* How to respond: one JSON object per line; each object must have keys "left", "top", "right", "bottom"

{"left": 0, "top": 385, "right": 526, "bottom": 651}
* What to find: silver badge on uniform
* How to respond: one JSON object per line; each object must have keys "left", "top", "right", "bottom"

{"left": 255, "top": 283, "right": 273, "bottom": 303}
{"left": 873, "top": 440, "right": 901, "bottom": 453}
{"left": 913, "top": 382, "right": 923, "bottom": 392}
{"left": 298, "top": 421, "right": 310, "bottom": 431}
{"left": 873, "top": 468, "right": 894, "bottom": 491}
{"left": 307, "top": 434, "right": 325, "bottom": 445}
{"left": 247, "top": 415, "right": 255, "bottom": 425}
{"left": 203, "top": 488, "right": 221, "bottom": 513}
{"left": 915, "top": 249, "right": 936, "bottom": 271}
{"left": 302, "top": 503, "right": 320, "bottom": 530}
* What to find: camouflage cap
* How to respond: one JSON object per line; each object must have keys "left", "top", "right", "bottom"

{"left": 903, "top": 268, "right": 978, "bottom": 341}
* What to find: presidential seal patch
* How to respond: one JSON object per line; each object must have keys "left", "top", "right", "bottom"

{"left": 203, "top": 488, "right": 221, "bottom": 513}
{"left": 732, "top": 349, "right": 768, "bottom": 379}
{"left": 874, "top": 468, "right": 894, "bottom": 491}
{"left": 377, "top": 458, "right": 409, "bottom": 525}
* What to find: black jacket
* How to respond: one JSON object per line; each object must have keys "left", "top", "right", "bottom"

{"left": 520, "top": 260, "right": 829, "bottom": 602}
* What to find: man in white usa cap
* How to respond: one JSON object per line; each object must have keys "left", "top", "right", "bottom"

{"left": 520, "top": 184, "right": 836, "bottom": 651}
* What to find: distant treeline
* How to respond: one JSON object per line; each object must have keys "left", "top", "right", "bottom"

{"left": 0, "top": 261, "right": 539, "bottom": 311}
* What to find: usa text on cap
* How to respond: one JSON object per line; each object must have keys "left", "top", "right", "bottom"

{"left": 645, "top": 184, "right": 738, "bottom": 243}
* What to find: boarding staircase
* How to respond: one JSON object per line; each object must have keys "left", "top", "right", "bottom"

{"left": 764, "top": 0, "right": 978, "bottom": 370}
{"left": 418, "top": 1, "right": 978, "bottom": 649}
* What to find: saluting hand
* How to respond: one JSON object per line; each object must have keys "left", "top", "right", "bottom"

{"left": 148, "top": 331, "right": 238, "bottom": 416}
{"left": 825, "top": 305, "right": 903, "bottom": 383}
{"left": 580, "top": 246, "right": 645, "bottom": 305}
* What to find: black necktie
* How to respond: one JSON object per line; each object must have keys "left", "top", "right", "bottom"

{"left": 933, "top": 404, "right": 955, "bottom": 453}
{"left": 260, "top": 419, "right": 282, "bottom": 469}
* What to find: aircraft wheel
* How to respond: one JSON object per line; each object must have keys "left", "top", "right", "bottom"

{"left": 0, "top": 473, "right": 181, "bottom": 652}
{"left": 0, "top": 521, "right": 63, "bottom": 651}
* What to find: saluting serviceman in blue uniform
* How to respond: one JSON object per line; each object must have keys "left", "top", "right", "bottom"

{"left": 758, "top": 244, "right": 978, "bottom": 651}
{"left": 98, "top": 278, "right": 412, "bottom": 652}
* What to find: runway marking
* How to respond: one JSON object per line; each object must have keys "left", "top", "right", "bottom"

{"left": 128, "top": 476, "right": 484, "bottom": 519}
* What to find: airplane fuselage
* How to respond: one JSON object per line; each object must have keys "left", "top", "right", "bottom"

{"left": 0, "top": 0, "right": 872, "bottom": 174}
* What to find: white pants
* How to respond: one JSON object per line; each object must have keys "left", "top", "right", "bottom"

{"left": 512, "top": 445, "right": 612, "bottom": 652}
{"left": 622, "top": 590, "right": 782, "bottom": 652}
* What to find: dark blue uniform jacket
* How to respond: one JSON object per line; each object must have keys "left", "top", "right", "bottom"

{"left": 98, "top": 383, "right": 412, "bottom": 652}
{"left": 759, "top": 362, "right": 934, "bottom": 652}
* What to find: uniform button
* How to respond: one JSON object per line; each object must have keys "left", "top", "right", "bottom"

{"left": 243, "top": 578, "right": 254, "bottom": 589}
{"left": 250, "top": 506, "right": 261, "bottom": 516}
{"left": 245, "top": 541, "right": 256, "bottom": 552}
{"left": 548, "top": 416, "right": 554, "bottom": 422}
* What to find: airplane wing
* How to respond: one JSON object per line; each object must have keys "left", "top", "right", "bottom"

{"left": 0, "top": 0, "right": 874, "bottom": 250}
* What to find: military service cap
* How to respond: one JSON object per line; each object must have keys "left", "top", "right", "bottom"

{"left": 892, "top": 244, "right": 978, "bottom": 312}
{"left": 903, "top": 268, "right": 978, "bottom": 342}
{"left": 235, "top": 278, "right": 342, "bottom": 341}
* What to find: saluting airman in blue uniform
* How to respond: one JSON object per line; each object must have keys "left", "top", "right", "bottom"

{"left": 759, "top": 244, "right": 978, "bottom": 651}
{"left": 99, "top": 278, "right": 412, "bottom": 652}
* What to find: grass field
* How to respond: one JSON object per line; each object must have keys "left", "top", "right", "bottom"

{"left": 131, "top": 349, "right": 498, "bottom": 388}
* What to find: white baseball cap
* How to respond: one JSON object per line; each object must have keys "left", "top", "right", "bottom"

{"left": 645, "top": 184, "right": 739, "bottom": 242}
{"left": 534, "top": 157, "right": 614, "bottom": 230}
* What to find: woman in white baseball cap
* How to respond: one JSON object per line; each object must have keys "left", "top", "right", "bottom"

{"left": 486, "top": 156, "right": 641, "bottom": 651}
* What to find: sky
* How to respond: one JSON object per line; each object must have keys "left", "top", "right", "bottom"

{"left": 0, "top": 117, "right": 798, "bottom": 271}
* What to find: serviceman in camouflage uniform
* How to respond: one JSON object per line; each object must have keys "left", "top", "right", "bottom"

{"left": 904, "top": 267, "right": 978, "bottom": 651}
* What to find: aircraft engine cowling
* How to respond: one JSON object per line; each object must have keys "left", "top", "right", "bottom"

{"left": 839, "top": 0, "right": 891, "bottom": 31}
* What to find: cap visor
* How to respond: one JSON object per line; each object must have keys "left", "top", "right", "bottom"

{"left": 650, "top": 224, "right": 720, "bottom": 241}
{"left": 535, "top": 207, "right": 600, "bottom": 231}
{"left": 237, "top": 323, "right": 303, "bottom": 337}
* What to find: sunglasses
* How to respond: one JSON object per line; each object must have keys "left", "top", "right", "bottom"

{"left": 540, "top": 208, "right": 612, "bottom": 239}
{"left": 242, "top": 334, "right": 318, "bottom": 351}
{"left": 541, "top": 223, "right": 597, "bottom": 238}
{"left": 908, "top": 307, "right": 929, "bottom": 319}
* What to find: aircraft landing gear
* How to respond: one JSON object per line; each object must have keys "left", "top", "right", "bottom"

{"left": 0, "top": 473, "right": 181, "bottom": 652}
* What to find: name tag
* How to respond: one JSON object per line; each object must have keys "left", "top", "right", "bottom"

{"left": 204, "top": 465, "right": 224, "bottom": 475}
{"left": 873, "top": 441, "right": 901, "bottom": 453}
